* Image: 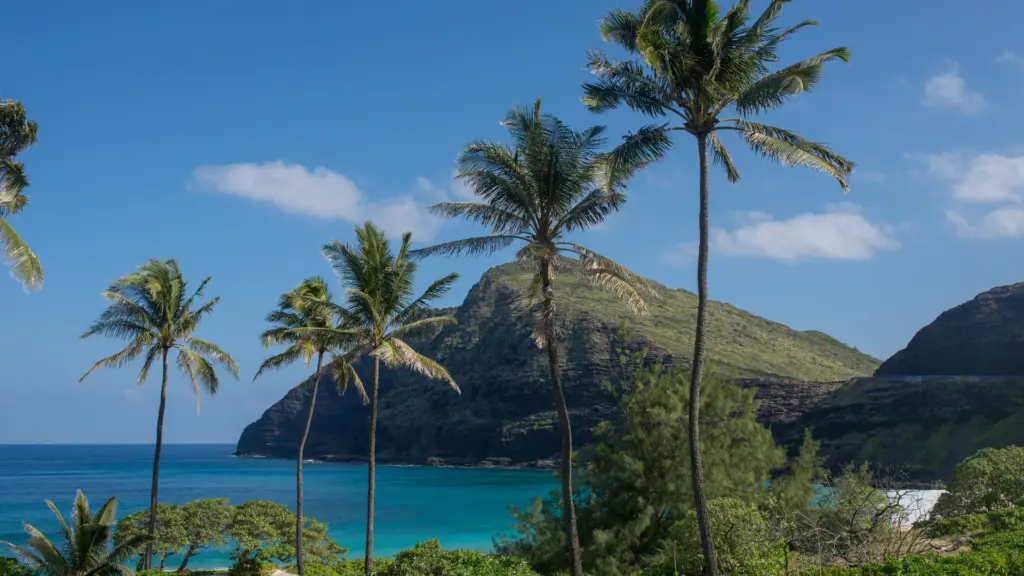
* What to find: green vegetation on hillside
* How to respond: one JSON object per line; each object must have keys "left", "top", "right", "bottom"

{"left": 487, "top": 263, "right": 878, "bottom": 380}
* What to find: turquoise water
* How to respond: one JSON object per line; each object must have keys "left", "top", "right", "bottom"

{"left": 0, "top": 444, "right": 557, "bottom": 568}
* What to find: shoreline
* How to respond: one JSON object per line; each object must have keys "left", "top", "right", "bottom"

{"left": 233, "top": 451, "right": 560, "bottom": 471}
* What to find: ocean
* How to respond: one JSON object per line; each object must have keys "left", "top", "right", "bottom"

{"left": 0, "top": 444, "right": 558, "bottom": 568}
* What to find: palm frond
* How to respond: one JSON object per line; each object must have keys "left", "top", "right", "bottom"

{"left": 583, "top": 53, "right": 672, "bottom": 117}
{"left": 563, "top": 243, "right": 658, "bottom": 314}
{"left": 734, "top": 48, "right": 850, "bottom": 115}
{"left": 175, "top": 345, "right": 220, "bottom": 413}
{"left": 374, "top": 338, "right": 460, "bottom": 393}
{"left": 426, "top": 202, "right": 529, "bottom": 234}
{"left": 252, "top": 344, "right": 304, "bottom": 381}
{"left": 608, "top": 125, "right": 674, "bottom": 174}
{"left": 727, "top": 119, "right": 854, "bottom": 190}
{"left": 185, "top": 337, "right": 239, "bottom": 379}
{"left": 330, "top": 355, "right": 368, "bottom": 403}
{"left": 410, "top": 235, "right": 520, "bottom": 259}
{"left": 387, "top": 315, "right": 457, "bottom": 341}
{"left": 0, "top": 215, "right": 42, "bottom": 290}
{"left": 79, "top": 342, "right": 147, "bottom": 383}
{"left": 708, "top": 132, "right": 740, "bottom": 182}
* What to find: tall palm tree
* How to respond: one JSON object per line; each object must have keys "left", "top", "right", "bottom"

{"left": 79, "top": 259, "right": 239, "bottom": 570}
{"left": 582, "top": 2, "right": 854, "bottom": 573}
{"left": 317, "top": 221, "right": 461, "bottom": 575}
{"left": 412, "top": 100, "right": 656, "bottom": 576}
{"left": 1, "top": 490, "right": 151, "bottom": 576}
{"left": 254, "top": 276, "right": 365, "bottom": 576}
{"left": 0, "top": 99, "right": 42, "bottom": 290}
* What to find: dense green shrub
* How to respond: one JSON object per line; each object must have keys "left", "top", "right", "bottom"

{"left": 228, "top": 555, "right": 274, "bottom": 576}
{"left": 299, "top": 563, "right": 340, "bottom": 576}
{"left": 923, "top": 507, "right": 1024, "bottom": 538}
{"left": 331, "top": 558, "right": 394, "bottom": 576}
{"left": 638, "top": 499, "right": 784, "bottom": 576}
{"left": 932, "top": 446, "right": 1024, "bottom": 518}
{"left": 795, "top": 548, "right": 1024, "bottom": 575}
{"left": 135, "top": 570, "right": 167, "bottom": 576}
{"left": 384, "top": 540, "right": 536, "bottom": 576}
{"left": 0, "top": 558, "right": 34, "bottom": 576}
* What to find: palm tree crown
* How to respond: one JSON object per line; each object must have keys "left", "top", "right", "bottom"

{"left": 255, "top": 276, "right": 365, "bottom": 396}
{"left": 412, "top": 99, "right": 657, "bottom": 335}
{"left": 321, "top": 221, "right": 461, "bottom": 386}
{"left": 584, "top": 0, "right": 854, "bottom": 187}
{"left": 0, "top": 99, "right": 42, "bottom": 290}
{"left": 1, "top": 490, "right": 150, "bottom": 576}
{"left": 79, "top": 258, "right": 239, "bottom": 407}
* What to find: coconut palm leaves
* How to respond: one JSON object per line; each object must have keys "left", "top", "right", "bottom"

{"left": 79, "top": 259, "right": 237, "bottom": 569}
{"left": 79, "top": 259, "right": 239, "bottom": 406}
{"left": 584, "top": 0, "right": 854, "bottom": 187}
{"left": 583, "top": 3, "right": 854, "bottom": 574}
{"left": 316, "top": 221, "right": 460, "bottom": 575}
{"left": 1, "top": 490, "right": 150, "bottom": 576}
{"left": 254, "top": 276, "right": 364, "bottom": 576}
{"left": 412, "top": 100, "right": 655, "bottom": 576}
{"left": 0, "top": 99, "right": 42, "bottom": 290}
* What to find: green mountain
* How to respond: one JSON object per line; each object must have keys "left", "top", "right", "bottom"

{"left": 237, "top": 263, "right": 877, "bottom": 467}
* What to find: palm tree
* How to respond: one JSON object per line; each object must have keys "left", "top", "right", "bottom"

{"left": 582, "top": 2, "right": 855, "bottom": 573}
{"left": 1, "top": 490, "right": 151, "bottom": 576}
{"left": 411, "top": 100, "right": 656, "bottom": 576}
{"left": 79, "top": 259, "right": 239, "bottom": 570}
{"left": 0, "top": 99, "right": 42, "bottom": 290}
{"left": 254, "top": 276, "right": 365, "bottom": 576}
{"left": 317, "top": 221, "right": 461, "bottom": 575}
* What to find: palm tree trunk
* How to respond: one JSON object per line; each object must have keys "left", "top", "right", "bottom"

{"left": 145, "top": 348, "right": 170, "bottom": 570}
{"left": 364, "top": 356, "right": 380, "bottom": 576}
{"left": 296, "top": 351, "right": 324, "bottom": 576}
{"left": 690, "top": 132, "right": 718, "bottom": 576}
{"left": 540, "top": 259, "right": 584, "bottom": 576}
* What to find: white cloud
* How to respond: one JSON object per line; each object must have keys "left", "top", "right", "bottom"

{"left": 192, "top": 161, "right": 443, "bottom": 240}
{"left": 947, "top": 207, "right": 1024, "bottom": 238}
{"left": 922, "top": 62, "right": 987, "bottom": 114}
{"left": 123, "top": 388, "right": 140, "bottom": 401}
{"left": 661, "top": 204, "right": 899, "bottom": 264}
{"left": 925, "top": 153, "right": 1024, "bottom": 203}
{"left": 997, "top": 50, "right": 1024, "bottom": 71}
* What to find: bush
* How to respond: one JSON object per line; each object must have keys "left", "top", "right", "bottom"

{"left": 136, "top": 571, "right": 167, "bottom": 576}
{"left": 300, "top": 564, "right": 340, "bottom": 576}
{"left": 923, "top": 507, "right": 1024, "bottom": 538}
{"left": 0, "top": 558, "right": 34, "bottom": 576}
{"left": 228, "top": 556, "right": 274, "bottom": 576}
{"left": 640, "top": 498, "right": 784, "bottom": 576}
{"left": 384, "top": 540, "right": 537, "bottom": 576}
{"left": 332, "top": 558, "right": 394, "bottom": 576}
{"left": 932, "top": 446, "right": 1024, "bottom": 518}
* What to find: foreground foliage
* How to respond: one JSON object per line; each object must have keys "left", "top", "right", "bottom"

{"left": 331, "top": 541, "right": 535, "bottom": 576}
{"left": 932, "top": 446, "right": 1024, "bottom": 519}
{"left": 115, "top": 499, "right": 233, "bottom": 571}
{"left": 1, "top": 491, "right": 149, "bottom": 576}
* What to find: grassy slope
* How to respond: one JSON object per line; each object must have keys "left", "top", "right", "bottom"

{"left": 487, "top": 263, "right": 880, "bottom": 381}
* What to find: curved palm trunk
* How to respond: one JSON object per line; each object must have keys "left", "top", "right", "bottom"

{"left": 296, "top": 351, "right": 324, "bottom": 576}
{"left": 540, "top": 260, "right": 584, "bottom": 576}
{"left": 364, "top": 356, "right": 380, "bottom": 576}
{"left": 145, "top": 348, "right": 170, "bottom": 570}
{"left": 690, "top": 133, "right": 718, "bottom": 576}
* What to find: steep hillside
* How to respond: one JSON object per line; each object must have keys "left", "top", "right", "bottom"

{"left": 876, "top": 282, "right": 1024, "bottom": 376}
{"left": 237, "top": 263, "right": 877, "bottom": 467}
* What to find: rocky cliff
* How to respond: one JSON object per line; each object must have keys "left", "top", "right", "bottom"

{"left": 876, "top": 282, "right": 1024, "bottom": 376}
{"left": 237, "top": 263, "right": 877, "bottom": 467}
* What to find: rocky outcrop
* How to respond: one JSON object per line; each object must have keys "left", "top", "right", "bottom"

{"left": 237, "top": 263, "right": 877, "bottom": 468}
{"left": 876, "top": 282, "right": 1024, "bottom": 376}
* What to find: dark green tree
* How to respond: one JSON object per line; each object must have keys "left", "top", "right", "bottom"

{"left": 115, "top": 503, "right": 185, "bottom": 570}
{"left": 583, "top": 3, "right": 855, "bottom": 572}
{"left": 79, "top": 259, "right": 239, "bottom": 568}
{"left": 1, "top": 491, "right": 150, "bottom": 576}
{"left": 0, "top": 99, "right": 42, "bottom": 290}
{"left": 316, "top": 222, "right": 460, "bottom": 575}
{"left": 255, "top": 277, "right": 365, "bottom": 576}
{"left": 413, "top": 100, "right": 655, "bottom": 576}
{"left": 227, "top": 500, "right": 344, "bottom": 565}
{"left": 498, "top": 362, "right": 783, "bottom": 576}
{"left": 933, "top": 446, "right": 1024, "bottom": 519}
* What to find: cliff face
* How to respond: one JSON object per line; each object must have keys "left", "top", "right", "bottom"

{"left": 876, "top": 282, "right": 1024, "bottom": 376}
{"left": 237, "top": 263, "right": 877, "bottom": 467}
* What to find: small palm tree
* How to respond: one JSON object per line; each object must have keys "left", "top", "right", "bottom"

{"left": 1, "top": 490, "right": 151, "bottom": 576}
{"left": 582, "top": 2, "right": 855, "bottom": 573}
{"left": 412, "top": 100, "right": 656, "bottom": 576}
{"left": 254, "top": 276, "right": 365, "bottom": 576}
{"left": 0, "top": 99, "right": 42, "bottom": 290}
{"left": 79, "top": 259, "right": 239, "bottom": 569}
{"left": 316, "top": 221, "right": 460, "bottom": 575}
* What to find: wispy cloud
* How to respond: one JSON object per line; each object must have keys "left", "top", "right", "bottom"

{"left": 947, "top": 207, "right": 1024, "bottom": 238}
{"left": 925, "top": 152, "right": 1024, "bottom": 203}
{"left": 922, "top": 61, "right": 987, "bottom": 114}
{"left": 662, "top": 204, "right": 899, "bottom": 264}
{"left": 192, "top": 161, "right": 443, "bottom": 240}
{"left": 996, "top": 50, "right": 1024, "bottom": 72}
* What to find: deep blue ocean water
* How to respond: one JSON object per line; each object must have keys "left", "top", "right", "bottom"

{"left": 0, "top": 444, "right": 557, "bottom": 568}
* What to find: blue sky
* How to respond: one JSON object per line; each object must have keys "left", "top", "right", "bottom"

{"left": 3, "top": 0, "right": 1024, "bottom": 444}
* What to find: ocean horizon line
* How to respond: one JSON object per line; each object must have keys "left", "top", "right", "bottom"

{"left": 0, "top": 441, "right": 237, "bottom": 446}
